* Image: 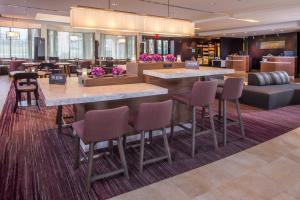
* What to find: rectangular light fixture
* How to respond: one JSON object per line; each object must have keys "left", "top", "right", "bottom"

{"left": 6, "top": 31, "right": 20, "bottom": 39}
{"left": 70, "top": 7, "right": 194, "bottom": 36}
{"left": 230, "top": 17, "right": 259, "bottom": 23}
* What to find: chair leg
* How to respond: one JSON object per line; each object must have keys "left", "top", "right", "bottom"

{"left": 223, "top": 100, "right": 227, "bottom": 145}
{"left": 74, "top": 136, "right": 80, "bottom": 169}
{"left": 109, "top": 140, "right": 114, "bottom": 157}
{"left": 235, "top": 99, "right": 245, "bottom": 138}
{"left": 201, "top": 107, "right": 205, "bottom": 130}
{"left": 208, "top": 105, "right": 218, "bottom": 151}
{"left": 34, "top": 90, "right": 40, "bottom": 110}
{"left": 13, "top": 92, "right": 20, "bottom": 113}
{"left": 122, "top": 135, "right": 127, "bottom": 150}
{"left": 86, "top": 143, "right": 95, "bottom": 191}
{"left": 170, "top": 100, "right": 176, "bottom": 142}
{"left": 117, "top": 137, "right": 129, "bottom": 179}
{"left": 191, "top": 106, "right": 196, "bottom": 157}
{"left": 149, "top": 130, "right": 153, "bottom": 145}
{"left": 139, "top": 131, "right": 145, "bottom": 173}
{"left": 162, "top": 128, "right": 172, "bottom": 164}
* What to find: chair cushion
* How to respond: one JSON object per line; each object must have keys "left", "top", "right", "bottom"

{"left": 248, "top": 72, "right": 273, "bottom": 86}
{"left": 173, "top": 92, "right": 191, "bottom": 105}
{"left": 269, "top": 71, "right": 290, "bottom": 85}
{"left": 72, "top": 120, "right": 85, "bottom": 140}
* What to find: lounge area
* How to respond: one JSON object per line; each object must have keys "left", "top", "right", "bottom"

{"left": 1, "top": 1, "right": 300, "bottom": 200}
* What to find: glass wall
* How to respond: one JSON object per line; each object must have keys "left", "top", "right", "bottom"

{"left": 48, "top": 30, "right": 94, "bottom": 59}
{"left": 142, "top": 38, "right": 175, "bottom": 55}
{"left": 99, "top": 34, "right": 136, "bottom": 60}
{"left": 0, "top": 27, "right": 40, "bottom": 59}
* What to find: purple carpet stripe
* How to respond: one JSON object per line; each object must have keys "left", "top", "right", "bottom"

{"left": 1, "top": 84, "right": 300, "bottom": 199}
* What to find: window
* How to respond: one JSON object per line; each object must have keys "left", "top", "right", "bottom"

{"left": 148, "top": 39, "right": 155, "bottom": 54}
{"left": 163, "top": 40, "right": 169, "bottom": 55}
{"left": 170, "top": 40, "right": 175, "bottom": 54}
{"left": 48, "top": 30, "right": 94, "bottom": 59}
{"left": 0, "top": 27, "right": 40, "bottom": 59}
{"left": 156, "top": 40, "right": 162, "bottom": 54}
{"left": 100, "top": 34, "right": 136, "bottom": 60}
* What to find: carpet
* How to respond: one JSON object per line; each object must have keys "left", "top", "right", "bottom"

{"left": 0, "top": 85, "right": 299, "bottom": 200}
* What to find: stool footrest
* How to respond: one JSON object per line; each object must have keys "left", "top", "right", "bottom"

{"left": 91, "top": 168, "right": 125, "bottom": 182}
{"left": 143, "top": 155, "right": 168, "bottom": 165}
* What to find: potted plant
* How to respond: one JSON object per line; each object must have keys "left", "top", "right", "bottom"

{"left": 112, "top": 66, "right": 125, "bottom": 77}
{"left": 91, "top": 66, "right": 105, "bottom": 78}
{"left": 165, "top": 54, "right": 177, "bottom": 62}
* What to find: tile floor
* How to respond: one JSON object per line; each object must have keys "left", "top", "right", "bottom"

{"left": 110, "top": 128, "right": 300, "bottom": 200}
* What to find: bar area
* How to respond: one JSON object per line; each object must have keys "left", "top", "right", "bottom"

{"left": 1, "top": 1, "right": 300, "bottom": 200}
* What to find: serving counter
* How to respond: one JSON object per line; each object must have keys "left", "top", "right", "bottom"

{"left": 226, "top": 55, "right": 250, "bottom": 72}
{"left": 261, "top": 56, "right": 297, "bottom": 76}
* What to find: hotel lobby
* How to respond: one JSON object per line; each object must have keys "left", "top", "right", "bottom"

{"left": 1, "top": 0, "right": 300, "bottom": 199}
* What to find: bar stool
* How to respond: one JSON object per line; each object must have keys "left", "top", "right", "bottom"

{"left": 72, "top": 106, "right": 129, "bottom": 191}
{"left": 171, "top": 80, "right": 219, "bottom": 157}
{"left": 216, "top": 77, "right": 245, "bottom": 145}
{"left": 129, "top": 100, "right": 173, "bottom": 173}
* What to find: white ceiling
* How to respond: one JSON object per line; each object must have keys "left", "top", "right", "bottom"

{"left": 1, "top": 0, "right": 300, "bottom": 37}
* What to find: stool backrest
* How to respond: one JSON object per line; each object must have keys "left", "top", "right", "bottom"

{"left": 136, "top": 100, "right": 173, "bottom": 131}
{"left": 222, "top": 78, "right": 244, "bottom": 100}
{"left": 191, "top": 80, "right": 218, "bottom": 107}
{"left": 83, "top": 106, "right": 129, "bottom": 142}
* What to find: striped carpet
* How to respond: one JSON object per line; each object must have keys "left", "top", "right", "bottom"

{"left": 0, "top": 85, "right": 299, "bottom": 200}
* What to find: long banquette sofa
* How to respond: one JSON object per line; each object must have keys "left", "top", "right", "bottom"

{"left": 240, "top": 71, "right": 300, "bottom": 109}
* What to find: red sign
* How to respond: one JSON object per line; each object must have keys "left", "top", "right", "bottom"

{"left": 153, "top": 34, "right": 160, "bottom": 39}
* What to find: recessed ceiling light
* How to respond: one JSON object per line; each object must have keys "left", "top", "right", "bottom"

{"left": 210, "top": 2, "right": 216, "bottom": 6}
{"left": 111, "top": 2, "right": 119, "bottom": 6}
{"left": 194, "top": 27, "right": 201, "bottom": 30}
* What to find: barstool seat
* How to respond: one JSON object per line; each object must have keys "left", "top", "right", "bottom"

{"left": 216, "top": 77, "right": 245, "bottom": 145}
{"left": 72, "top": 106, "right": 129, "bottom": 191}
{"left": 171, "top": 80, "right": 219, "bottom": 157}
{"left": 127, "top": 100, "right": 173, "bottom": 173}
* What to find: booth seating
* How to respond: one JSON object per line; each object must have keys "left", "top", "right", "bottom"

{"left": 240, "top": 71, "right": 300, "bottom": 109}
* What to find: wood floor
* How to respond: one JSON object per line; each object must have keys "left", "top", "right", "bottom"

{"left": 110, "top": 127, "right": 300, "bottom": 200}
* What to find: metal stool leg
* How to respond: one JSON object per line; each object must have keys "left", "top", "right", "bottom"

{"left": 86, "top": 142, "right": 95, "bottom": 191}
{"left": 162, "top": 128, "right": 172, "bottom": 164}
{"left": 235, "top": 99, "right": 245, "bottom": 138}
{"left": 139, "top": 131, "right": 145, "bottom": 173}
{"left": 208, "top": 105, "right": 218, "bottom": 151}
{"left": 191, "top": 106, "right": 196, "bottom": 157}
{"left": 170, "top": 100, "right": 176, "bottom": 142}
{"left": 223, "top": 100, "right": 227, "bottom": 145}
{"left": 117, "top": 137, "right": 129, "bottom": 179}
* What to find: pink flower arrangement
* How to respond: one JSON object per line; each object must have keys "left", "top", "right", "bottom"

{"left": 112, "top": 66, "right": 125, "bottom": 76}
{"left": 152, "top": 54, "right": 163, "bottom": 62}
{"left": 165, "top": 54, "right": 177, "bottom": 62}
{"left": 139, "top": 53, "right": 163, "bottom": 62}
{"left": 139, "top": 53, "right": 152, "bottom": 62}
{"left": 91, "top": 66, "right": 105, "bottom": 77}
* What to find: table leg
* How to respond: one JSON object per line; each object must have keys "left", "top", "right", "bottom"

{"left": 56, "top": 105, "right": 63, "bottom": 134}
{"left": 27, "top": 92, "right": 32, "bottom": 105}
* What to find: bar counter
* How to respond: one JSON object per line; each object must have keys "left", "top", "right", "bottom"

{"left": 261, "top": 56, "right": 297, "bottom": 76}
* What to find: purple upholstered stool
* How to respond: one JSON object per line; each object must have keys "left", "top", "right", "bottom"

{"left": 129, "top": 100, "right": 173, "bottom": 173}
{"left": 216, "top": 78, "right": 245, "bottom": 145}
{"left": 72, "top": 106, "right": 129, "bottom": 191}
{"left": 171, "top": 80, "right": 219, "bottom": 157}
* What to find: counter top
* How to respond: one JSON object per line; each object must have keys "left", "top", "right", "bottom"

{"left": 143, "top": 67, "right": 234, "bottom": 79}
{"left": 260, "top": 61, "right": 292, "bottom": 64}
{"left": 38, "top": 77, "right": 168, "bottom": 106}
{"left": 263, "top": 56, "right": 297, "bottom": 58}
{"left": 226, "top": 60, "right": 244, "bottom": 62}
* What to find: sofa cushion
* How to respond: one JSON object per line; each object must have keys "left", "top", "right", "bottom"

{"left": 240, "top": 85, "right": 294, "bottom": 109}
{"left": 269, "top": 71, "right": 290, "bottom": 85}
{"left": 248, "top": 72, "right": 273, "bottom": 86}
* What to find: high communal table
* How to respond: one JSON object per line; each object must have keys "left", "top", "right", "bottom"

{"left": 143, "top": 66, "right": 234, "bottom": 79}
{"left": 38, "top": 77, "right": 168, "bottom": 134}
{"left": 142, "top": 66, "right": 235, "bottom": 125}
